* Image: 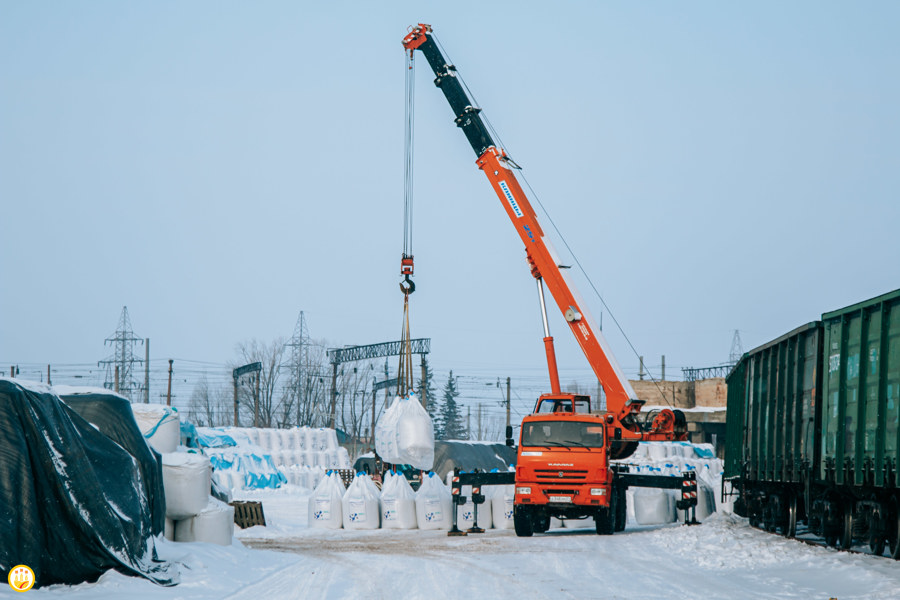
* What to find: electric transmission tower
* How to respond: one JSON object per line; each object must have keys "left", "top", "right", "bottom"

{"left": 99, "top": 306, "right": 144, "bottom": 400}
{"left": 285, "top": 311, "right": 311, "bottom": 425}
{"left": 729, "top": 329, "right": 744, "bottom": 364}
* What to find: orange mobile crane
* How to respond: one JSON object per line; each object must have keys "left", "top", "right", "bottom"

{"left": 402, "top": 24, "right": 694, "bottom": 536}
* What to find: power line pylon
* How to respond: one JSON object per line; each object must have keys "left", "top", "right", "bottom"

{"left": 99, "top": 306, "right": 144, "bottom": 401}
{"left": 729, "top": 330, "right": 744, "bottom": 364}
{"left": 285, "top": 311, "right": 311, "bottom": 426}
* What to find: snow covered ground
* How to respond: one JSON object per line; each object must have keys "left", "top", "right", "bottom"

{"left": 19, "top": 485, "right": 900, "bottom": 600}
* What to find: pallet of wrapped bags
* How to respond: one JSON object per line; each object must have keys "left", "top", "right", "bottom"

{"left": 633, "top": 488, "right": 676, "bottom": 525}
{"left": 415, "top": 472, "right": 452, "bottom": 530}
{"left": 342, "top": 472, "right": 381, "bottom": 530}
{"left": 308, "top": 471, "right": 345, "bottom": 529}
{"left": 375, "top": 393, "right": 435, "bottom": 470}
{"left": 162, "top": 452, "right": 211, "bottom": 520}
{"left": 381, "top": 470, "right": 417, "bottom": 529}
{"left": 174, "top": 498, "right": 235, "bottom": 546}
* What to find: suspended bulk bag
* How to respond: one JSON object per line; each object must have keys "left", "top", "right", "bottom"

{"left": 376, "top": 393, "right": 435, "bottom": 470}
{"left": 162, "top": 452, "right": 211, "bottom": 520}
{"left": 491, "top": 484, "right": 515, "bottom": 530}
{"left": 342, "top": 473, "right": 381, "bottom": 530}
{"left": 382, "top": 472, "right": 418, "bottom": 530}
{"left": 307, "top": 472, "right": 345, "bottom": 529}
{"left": 174, "top": 498, "right": 235, "bottom": 546}
{"left": 415, "top": 472, "right": 452, "bottom": 530}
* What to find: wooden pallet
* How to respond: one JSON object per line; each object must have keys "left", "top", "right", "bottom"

{"left": 230, "top": 500, "right": 266, "bottom": 529}
{"left": 333, "top": 468, "right": 356, "bottom": 488}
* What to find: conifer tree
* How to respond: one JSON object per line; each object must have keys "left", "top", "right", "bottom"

{"left": 438, "top": 370, "right": 466, "bottom": 440}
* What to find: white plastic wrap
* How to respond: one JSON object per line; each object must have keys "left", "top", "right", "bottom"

{"left": 132, "top": 403, "right": 180, "bottom": 454}
{"left": 162, "top": 452, "right": 212, "bottom": 520}
{"left": 174, "top": 498, "right": 235, "bottom": 546}
{"left": 415, "top": 472, "right": 452, "bottom": 530}
{"left": 342, "top": 473, "right": 381, "bottom": 530}
{"left": 381, "top": 471, "right": 418, "bottom": 529}
{"left": 375, "top": 394, "right": 435, "bottom": 470}
{"left": 308, "top": 472, "right": 346, "bottom": 529}
{"left": 633, "top": 488, "right": 676, "bottom": 525}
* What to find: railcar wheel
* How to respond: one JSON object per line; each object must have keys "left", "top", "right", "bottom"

{"left": 888, "top": 497, "right": 900, "bottom": 560}
{"left": 838, "top": 501, "right": 854, "bottom": 551}
{"left": 785, "top": 493, "right": 797, "bottom": 539}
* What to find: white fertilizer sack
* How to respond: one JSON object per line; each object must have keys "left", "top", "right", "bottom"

{"left": 381, "top": 472, "right": 417, "bottom": 530}
{"left": 174, "top": 497, "right": 235, "bottom": 546}
{"left": 307, "top": 472, "right": 345, "bottom": 529}
{"left": 132, "top": 403, "right": 180, "bottom": 454}
{"left": 376, "top": 394, "right": 435, "bottom": 470}
{"left": 491, "top": 485, "right": 515, "bottom": 530}
{"left": 162, "top": 452, "right": 212, "bottom": 520}
{"left": 633, "top": 488, "right": 676, "bottom": 525}
{"left": 415, "top": 472, "right": 452, "bottom": 530}
{"left": 342, "top": 474, "right": 381, "bottom": 530}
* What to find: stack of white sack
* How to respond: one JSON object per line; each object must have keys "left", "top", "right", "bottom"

{"left": 614, "top": 441, "right": 730, "bottom": 516}
{"left": 445, "top": 471, "right": 493, "bottom": 529}
{"left": 375, "top": 393, "right": 435, "bottom": 470}
{"left": 342, "top": 472, "right": 381, "bottom": 530}
{"left": 132, "top": 403, "right": 180, "bottom": 454}
{"left": 161, "top": 452, "right": 234, "bottom": 545}
{"left": 381, "top": 470, "right": 418, "bottom": 529}
{"left": 307, "top": 471, "right": 346, "bottom": 529}
{"left": 174, "top": 498, "right": 235, "bottom": 546}
{"left": 415, "top": 472, "right": 452, "bottom": 530}
{"left": 282, "top": 464, "right": 327, "bottom": 490}
{"left": 633, "top": 488, "right": 677, "bottom": 525}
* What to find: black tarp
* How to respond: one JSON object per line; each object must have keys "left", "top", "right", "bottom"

{"left": 0, "top": 379, "right": 177, "bottom": 588}
{"left": 58, "top": 390, "right": 167, "bottom": 537}
{"left": 431, "top": 441, "right": 516, "bottom": 479}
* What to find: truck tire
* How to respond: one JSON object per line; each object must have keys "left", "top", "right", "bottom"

{"left": 533, "top": 513, "right": 550, "bottom": 533}
{"left": 514, "top": 505, "right": 534, "bottom": 537}
{"left": 615, "top": 486, "right": 627, "bottom": 532}
{"left": 595, "top": 507, "right": 614, "bottom": 535}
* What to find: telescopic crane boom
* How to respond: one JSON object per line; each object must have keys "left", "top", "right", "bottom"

{"left": 402, "top": 25, "right": 684, "bottom": 449}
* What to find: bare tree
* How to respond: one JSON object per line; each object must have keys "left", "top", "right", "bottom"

{"left": 232, "top": 337, "right": 288, "bottom": 428}
{"left": 189, "top": 375, "right": 232, "bottom": 427}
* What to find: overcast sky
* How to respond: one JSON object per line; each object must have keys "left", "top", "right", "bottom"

{"left": 2, "top": 2, "right": 898, "bottom": 404}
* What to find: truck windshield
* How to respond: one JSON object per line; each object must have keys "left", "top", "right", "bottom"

{"left": 521, "top": 421, "right": 604, "bottom": 448}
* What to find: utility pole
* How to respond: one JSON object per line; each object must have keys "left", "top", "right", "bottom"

{"left": 47, "top": 365, "right": 51, "bottom": 386}
{"left": 144, "top": 339, "right": 150, "bottom": 403}
{"left": 420, "top": 355, "right": 427, "bottom": 411}
{"left": 639, "top": 356, "right": 645, "bottom": 381}
{"left": 254, "top": 373, "right": 261, "bottom": 428}
{"left": 477, "top": 403, "right": 482, "bottom": 441}
{"left": 371, "top": 379, "right": 377, "bottom": 445}
{"left": 233, "top": 376, "right": 239, "bottom": 427}
{"left": 330, "top": 363, "right": 338, "bottom": 429}
{"left": 166, "top": 359, "right": 173, "bottom": 406}
{"left": 466, "top": 406, "right": 471, "bottom": 440}
{"left": 115, "top": 365, "right": 120, "bottom": 393}
{"left": 505, "top": 377, "right": 511, "bottom": 446}
{"left": 9, "top": 366, "right": 14, "bottom": 378}
{"left": 661, "top": 355, "right": 666, "bottom": 381}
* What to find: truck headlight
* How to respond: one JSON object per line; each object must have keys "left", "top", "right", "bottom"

{"left": 516, "top": 487, "right": 531, "bottom": 495}
{"left": 590, "top": 488, "right": 607, "bottom": 496}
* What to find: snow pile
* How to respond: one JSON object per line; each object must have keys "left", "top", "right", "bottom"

{"left": 375, "top": 393, "right": 435, "bottom": 470}
{"left": 380, "top": 470, "right": 418, "bottom": 529}
{"left": 198, "top": 426, "right": 350, "bottom": 492}
{"left": 131, "top": 403, "right": 180, "bottom": 454}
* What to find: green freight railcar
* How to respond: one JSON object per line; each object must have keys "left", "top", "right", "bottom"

{"left": 725, "top": 322, "right": 822, "bottom": 536}
{"left": 726, "top": 287, "right": 900, "bottom": 557}
{"left": 820, "top": 290, "right": 900, "bottom": 489}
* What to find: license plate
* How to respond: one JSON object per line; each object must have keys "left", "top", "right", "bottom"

{"left": 549, "top": 495, "right": 572, "bottom": 503}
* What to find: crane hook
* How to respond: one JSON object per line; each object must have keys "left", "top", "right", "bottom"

{"left": 399, "top": 274, "right": 416, "bottom": 295}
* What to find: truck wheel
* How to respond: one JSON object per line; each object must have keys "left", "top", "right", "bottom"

{"left": 514, "top": 505, "right": 533, "bottom": 537}
{"left": 533, "top": 514, "right": 550, "bottom": 533}
{"left": 615, "top": 486, "right": 627, "bottom": 532}
{"left": 595, "top": 507, "right": 614, "bottom": 535}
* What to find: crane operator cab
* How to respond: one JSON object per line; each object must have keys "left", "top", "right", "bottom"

{"left": 533, "top": 394, "right": 591, "bottom": 415}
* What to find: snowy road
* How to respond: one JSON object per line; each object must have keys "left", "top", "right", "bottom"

{"left": 21, "top": 491, "right": 900, "bottom": 600}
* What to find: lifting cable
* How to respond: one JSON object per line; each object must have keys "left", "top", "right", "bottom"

{"left": 397, "top": 47, "right": 416, "bottom": 398}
